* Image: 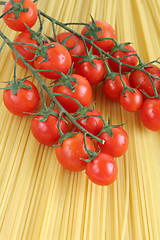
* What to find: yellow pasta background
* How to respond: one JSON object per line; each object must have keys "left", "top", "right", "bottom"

{"left": 0, "top": 0, "right": 160, "bottom": 239}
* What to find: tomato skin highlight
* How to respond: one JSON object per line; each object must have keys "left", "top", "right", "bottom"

{"left": 34, "top": 42, "right": 72, "bottom": 80}
{"left": 102, "top": 75, "right": 130, "bottom": 101}
{"left": 56, "top": 32, "right": 86, "bottom": 63}
{"left": 3, "top": 0, "right": 38, "bottom": 31}
{"left": 98, "top": 127, "right": 129, "bottom": 158}
{"left": 81, "top": 20, "right": 116, "bottom": 54}
{"left": 12, "top": 31, "right": 38, "bottom": 69}
{"left": 74, "top": 56, "right": 106, "bottom": 85}
{"left": 31, "top": 110, "right": 68, "bottom": 145}
{"left": 120, "top": 88, "right": 143, "bottom": 112}
{"left": 53, "top": 74, "right": 93, "bottom": 113}
{"left": 108, "top": 45, "right": 138, "bottom": 73}
{"left": 3, "top": 79, "right": 40, "bottom": 116}
{"left": 55, "top": 133, "right": 95, "bottom": 172}
{"left": 140, "top": 98, "right": 160, "bottom": 131}
{"left": 73, "top": 109, "right": 104, "bottom": 135}
{"left": 85, "top": 153, "right": 118, "bottom": 186}
{"left": 129, "top": 64, "right": 160, "bottom": 99}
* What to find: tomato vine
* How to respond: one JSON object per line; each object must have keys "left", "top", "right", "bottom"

{"left": 0, "top": 0, "right": 160, "bottom": 185}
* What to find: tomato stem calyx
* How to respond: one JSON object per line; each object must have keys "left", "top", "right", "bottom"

{"left": 24, "top": 23, "right": 48, "bottom": 46}
{"left": 82, "top": 15, "right": 103, "bottom": 40}
{"left": 98, "top": 117, "right": 126, "bottom": 138}
{"left": 0, "top": 76, "right": 32, "bottom": 95}
{"left": 54, "top": 32, "right": 79, "bottom": 51}
{"left": 73, "top": 104, "right": 95, "bottom": 119}
{"left": 101, "top": 72, "right": 117, "bottom": 87}
{"left": 28, "top": 43, "right": 55, "bottom": 63}
{"left": 109, "top": 42, "right": 132, "bottom": 55}
{"left": 32, "top": 103, "right": 67, "bottom": 123}
{"left": 50, "top": 64, "right": 78, "bottom": 92}
{"left": 121, "top": 86, "right": 135, "bottom": 97}
{"left": 73, "top": 47, "right": 101, "bottom": 68}
{"left": 53, "top": 132, "right": 79, "bottom": 147}
{"left": 0, "top": 0, "right": 29, "bottom": 21}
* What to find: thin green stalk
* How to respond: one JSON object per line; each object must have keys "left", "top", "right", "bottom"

{"left": 57, "top": 110, "right": 65, "bottom": 137}
{"left": 13, "top": 55, "right": 18, "bottom": 82}
{"left": 0, "top": 1, "right": 7, "bottom": 5}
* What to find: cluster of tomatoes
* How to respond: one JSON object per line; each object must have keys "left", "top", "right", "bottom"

{"left": 1, "top": 0, "right": 160, "bottom": 185}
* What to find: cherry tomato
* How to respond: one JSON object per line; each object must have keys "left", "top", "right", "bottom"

{"left": 108, "top": 45, "right": 138, "bottom": 73}
{"left": 129, "top": 64, "right": 160, "bottom": 99}
{"left": 12, "top": 31, "right": 38, "bottom": 69}
{"left": 74, "top": 56, "right": 106, "bottom": 85}
{"left": 55, "top": 132, "right": 95, "bottom": 172}
{"left": 140, "top": 98, "right": 160, "bottom": 131}
{"left": 3, "top": 79, "right": 40, "bottom": 116}
{"left": 34, "top": 42, "right": 72, "bottom": 80}
{"left": 53, "top": 74, "right": 92, "bottom": 113}
{"left": 73, "top": 108, "right": 104, "bottom": 135}
{"left": 102, "top": 74, "right": 130, "bottom": 101}
{"left": 85, "top": 153, "right": 118, "bottom": 186}
{"left": 56, "top": 32, "right": 86, "bottom": 63}
{"left": 120, "top": 88, "right": 143, "bottom": 112}
{"left": 98, "top": 127, "right": 129, "bottom": 158}
{"left": 81, "top": 20, "right": 116, "bottom": 54}
{"left": 3, "top": 0, "right": 38, "bottom": 31}
{"left": 31, "top": 109, "right": 68, "bottom": 145}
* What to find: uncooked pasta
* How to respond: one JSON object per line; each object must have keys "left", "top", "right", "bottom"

{"left": 0, "top": 0, "right": 160, "bottom": 239}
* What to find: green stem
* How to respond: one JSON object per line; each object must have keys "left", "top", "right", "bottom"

{"left": 51, "top": 19, "right": 58, "bottom": 42}
{"left": 0, "top": 39, "right": 6, "bottom": 54}
{"left": 13, "top": 55, "right": 18, "bottom": 82}
{"left": 0, "top": 6, "right": 14, "bottom": 18}
{"left": 37, "top": 10, "right": 43, "bottom": 33}
{"left": 100, "top": 52, "right": 111, "bottom": 74}
{"left": 82, "top": 132, "right": 98, "bottom": 162}
{"left": 57, "top": 110, "right": 65, "bottom": 137}
{"left": 146, "top": 74, "right": 159, "bottom": 97}
{"left": 39, "top": 82, "right": 48, "bottom": 110}
{"left": 120, "top": 74, "right": 127, "bottom": 88}
{"left": 0, "top": 1, "right": 6, "bottom": 5}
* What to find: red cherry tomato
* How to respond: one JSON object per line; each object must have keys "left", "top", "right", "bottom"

{"left": 85, "top": 153, "right": 118, "bottom": 186}
{"left": 81, "top": 20, "right": 116, "bottom": 54}
{"left": 3, "top": 79, "right": 40, "bottom": 116}
{"left": 56, "top": 32, "right": 86, "bottom": 63}
{"left": 120, "top": 88, "right": 143, "bottom": 112}
{"left": 140, "top": 98, "right": 160, "bottom": 131}
{"left": 34, "top": 42, "right": 72, "bottom": 80}
{"left": 102, "top": 74, "right": 130, "bottom": 101}
{"left": 98, "top": 127, "right": 129, "bottom": 158}
{"left": 12, "top": 31, "right": 38, "bottom": 69}
{"left": 74, "top": 56, "right": 106, "bottom": 85}
{"left": 53, "top": 74, "right": 92, "bottom": 113}
{"left": 3, "top": 0, "right": 38, "bottom": 31}
{"left": 108, "top": 45, "right": 138, "bottom": 73}
{"left": 73, "top": 108, "right": 104, "bottom": 135}
{"left": 55, "top": 132, "right": 95, "bottom": 172}
{"left": 129, "top": 64, "right": 160, "bottom": 99}
{"left": 31, "top": 109, "right": 68, "bottom": 145}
